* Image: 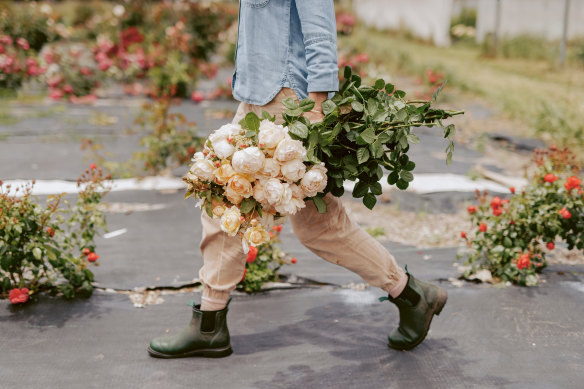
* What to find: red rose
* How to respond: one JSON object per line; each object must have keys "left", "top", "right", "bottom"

{"left": 492, "top": 207, "right": 503, "bottom": 216}
{"left": 291, "top": 257, "right": 297, "bottom": 264}
{"left": 467, "top": 205, "right": 477, "bottom": 214}
{"left": 246, "top": 246, "right": 258, "bottom": 263}
{"left": 546, "top": 242, "right": 555, "bottom": 250}
{"left": 544, "top": 173, "right": 558, "bottom": 183}
{"left": 0, "top": 179, "right": 3, "bottom": 186}
{"left": 87, "top": 252, "right": 99, "bottom": 262}
{"left": 559, "top": 207, "right": 572, "bottom": 219}
{"left": 240, "top": 268, "right": 247, "bottom": 282}
{"left": 272, "top": 225, "right": 283, "bottom": 232}
{"left": 460, "top": 231, "right": 467, "bottom": 238}
{"left": 47, "top": 227, "right": 55, "bottom": 236}
{"left": 89, "top": 163, "right": 97, "bottom": 170}
{"left": 82, "top": 248, "right": 91, "bottom": 256}
{"left": 509, "top": 187, "right": 515, "bottom": 194}
{"left": 516, "top": 253, "right": 531, "bottom": 270}
{"left": 510, "top": 220, "right": 515, "bottom": 225}
{"left": 9, "top": 288, "right": 29, "bottom": 304}
{"left": 191, "top": 91, "right": 205, "bottom": 103}
{"left": 478, "top": 223, "right": 487, "bottom": 232}
{"left": 564, "top": 176, "right": 581, "bottom": 192}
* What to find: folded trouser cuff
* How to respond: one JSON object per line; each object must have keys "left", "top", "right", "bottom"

{"left": 201, "top": 284, "right": 232, "bottom": 304}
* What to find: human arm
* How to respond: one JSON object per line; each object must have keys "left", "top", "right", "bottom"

{"left": 295, "top": 0, "right": 338, "bottom": 122}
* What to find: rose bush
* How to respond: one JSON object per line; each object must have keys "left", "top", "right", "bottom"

{"left": 0, "top": 35, "right": 44, "bottom": 94}
{"left": 0, "top": 166, "right": 111, "bottom": 303}
{"left": 237, "top": 225, "right": 297, "bottom": 293}
{"left": 459, "top": 147, "right": 584, "bottom": 286}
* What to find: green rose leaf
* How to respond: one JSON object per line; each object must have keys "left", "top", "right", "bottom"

{"left": 363, "top": 193, "right": 377, "bottom": 210}
{"left": 351, "top": 101, "right": 364, "bottom": 112}
{"left": 33, "top": 247, "right": 42, "bottom": 260}
{"left": 289, "top": 121, "right": 309, "bottom": 139}
{"left": 299, "top": 99, "right": 315, "bottom": 112}
{"left": 374, "top": 79, "right": 385, "bottom": 90}
{"left": 400, "top": 171, "right": 414, "bottom": 182}
{"left": 357, "top": 147, "right": 370, "bottom": 164}
{"left": 322, "top": 100, "right": 337, "bottom": 116}
{"left": 245, "top": 112, "right": 260, "bottom": 132}
{"left": 282, "top": 97, "right": 299, "bottom": 110}
{"left": 312, "top": 196, "right": 327, "bottom": 214}
{"left": 239, "top": 198, "right": 256, "bottom": 214}
{"left": 396, "top": 179, "right": 409, "bottom": 190}
{"left": 359, "top": 127, "right": 376, "bottom": 144}
{"left": 352, "top": 181, "right": 369, "bottom": 198}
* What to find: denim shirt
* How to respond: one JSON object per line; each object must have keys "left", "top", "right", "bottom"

{"left": 232, "top": 0, "right": 339, "bottom": 105}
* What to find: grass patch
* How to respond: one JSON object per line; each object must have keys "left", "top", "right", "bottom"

{"left": 340, "top": 26, "right": 584, "bottom": 158}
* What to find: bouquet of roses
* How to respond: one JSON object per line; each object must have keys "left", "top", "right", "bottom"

{"left": 184, "top": 115, "right": 328, "bottom": 252}
{"left": 185, "top": 66, "right": 463, "bottom": 248}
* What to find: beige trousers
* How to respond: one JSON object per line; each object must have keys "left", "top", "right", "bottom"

{"left": 198, "top": 88, "right": 407, "bottom": 303}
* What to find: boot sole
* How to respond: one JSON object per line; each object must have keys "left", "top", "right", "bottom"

{"left": 147, "top": 345, "right": 233, "bottom": 359}
{"left": 388, "top": 287, "right": 448, "bottom": 351}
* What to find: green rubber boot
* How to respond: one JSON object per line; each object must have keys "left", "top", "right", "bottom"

{"left": 148, "top": 300, "right": 232, "bottom": 358}
{"left": 381, "top": 271, "right": 447, "bottom": 351}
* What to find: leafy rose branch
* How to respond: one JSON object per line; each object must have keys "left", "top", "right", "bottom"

{"left": 279, "top": 66, "right": 463, "bottom": 211}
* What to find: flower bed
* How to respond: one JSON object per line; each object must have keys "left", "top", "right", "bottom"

{"left": 0, "top": 166, "right": 111, "bottom": 304}
{"left": 460, "top": 147, "right": 584, "bottom": 286}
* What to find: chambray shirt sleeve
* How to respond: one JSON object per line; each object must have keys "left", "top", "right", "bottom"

{"left": 294, "top": 0, "right": 339, "bottom": 93}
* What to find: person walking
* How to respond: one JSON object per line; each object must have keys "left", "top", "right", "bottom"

{"left": 148, "top": 0, "right": 447, "bottom": 358}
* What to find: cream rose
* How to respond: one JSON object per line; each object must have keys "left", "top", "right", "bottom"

{"left": 252, "top": 179, "right": 268, "bottom": 206}
{"left": 300, "top": 163, "right": 328, "bottom": 197}
{"left": 263, "top": 178, "right": 285, "bottom": 206}
{"left": 189, "top": 159, "right": 215, "bottom": 181}
{"left": 243, "top": 225, "right": 270, "bottom": 247}
{"left": 213, "top": 140, "right": 235, "bottom": 160}
{"left": 275, "top": 183, "right": 305, "bottom": 215}
{"left": 281, "top": 159, "right": 306, "bottom": 182}
{"left": 260, "top": 158, "right": 281, "bottom": 178}
{"left": 220, "top": 206, "right": 242, "bottom": 236}
{"left": 274, "top": 136, "right": 306, "bottom": 163}
{"left": 214, "top": 163, "right": 236, "bottom": 185}
{"left": 258, "top": 120, "right": 287, "bottom": 149}
{"left": 225, "top": 174, "right": 253, "bottom": 201}
{"left": 212, "top": 205, "right": 226, "bottom": 218}
{"left": 231, "top": 147, "right": 265, "bottom": 175}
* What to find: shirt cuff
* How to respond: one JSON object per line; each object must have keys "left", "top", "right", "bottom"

{"left": 307, "top": 69, "right": 340, "bottom": 93}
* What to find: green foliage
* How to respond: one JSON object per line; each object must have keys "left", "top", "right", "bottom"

{"left": 283, "top": 66, "right": 463, "bottom": 209}
{"left": 0, "top": 167, "right": 111, "bottom": 301}
{"left": 133, "top": 98, "right": 202, "bottom": 175}
{"left": 460, "top": 147, "right": 584, "bottom": 286}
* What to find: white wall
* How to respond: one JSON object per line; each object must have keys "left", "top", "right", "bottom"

{"left": 476, "top": 0, "right": 584, "bottom": 42}
{"left": 354, "top": 0, "right": 454, "bottom": 46}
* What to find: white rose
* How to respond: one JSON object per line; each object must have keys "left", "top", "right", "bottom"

{"left": 232, "top": 147, "right": 265, "bottom": 175}
{"left": 243, "top": 225, "right": 270, "bottom": 247}
{"left": 190, "top": 159, "right": 215, "bottom": 181}
{"left": 274, "top": 136, "right": 306, "bottom": 163}
{"left": 220, "top": 206, "right": 242, "bottom": 236}
{"left": 275, "top": 183, "right": 306, "bottom": 215}
{"left": 209, "top": 123, "right": 242, "bottom": 145}
{"left": 260, "top": 158, "right": 281, "bottom": 178}
{"left": 300, "top": 163, "right": 328, "bottom": 197}
{"left": 264, "top": 178, "right": 285, "bottom": 206}
{"left": 258, "top": 120, "right": 287, "bottom": 149}
{"left": 281, "top": 159, "right": 306, "bottom": 182}
{"left": 191, "top": 151, "right": 205, "bottom": 162}
{"left": 213, "top": 140, "right": 235, "bottom": 160}
{"left": 253, "top": 179, "right": 268, "bottom": 206}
